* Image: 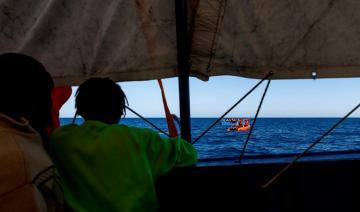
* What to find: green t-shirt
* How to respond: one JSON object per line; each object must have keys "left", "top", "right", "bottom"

{"left": 50, "top": 121, "right": 197, "bottom": 212}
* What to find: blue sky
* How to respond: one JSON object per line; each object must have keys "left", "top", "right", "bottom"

{"left": 60, "top": 76, "right": 360, "bottom": 118}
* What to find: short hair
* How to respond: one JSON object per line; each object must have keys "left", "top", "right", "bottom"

{"left": 75, "top": 78, "right": 128, "bottom": 124}
{"left": 0, "top": 53, "right": 54, "bottom": 127}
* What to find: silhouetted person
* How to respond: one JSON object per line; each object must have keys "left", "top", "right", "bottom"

{"left": 238, "top": 119, "right": 244, "bottom": 127}
{"left": 244, "top": 119, "right": 250, "bottom": 127}
{"left": 50, "top": 77, "right": 197, "bottom": 212}
{"left": 0, "top": 53, "right": 55, "bottom": 211}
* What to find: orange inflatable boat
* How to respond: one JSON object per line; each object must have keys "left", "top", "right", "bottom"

{"left": 226, "top": 119, "right": 251, "bottom": 132}
{"left": 227, "top": 125, "right": 251, "bottom": 132}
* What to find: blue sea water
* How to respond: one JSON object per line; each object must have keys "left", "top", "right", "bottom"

{"left": 60, "top": 118, "right": 360, "bottom": 159}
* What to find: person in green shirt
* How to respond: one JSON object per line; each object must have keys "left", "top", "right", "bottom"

{"left": 50, "top": 78, "right": 197, "bottom": 212}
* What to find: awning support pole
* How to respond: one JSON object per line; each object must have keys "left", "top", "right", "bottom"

{"left": 192, "top": 72, "right": 273, "bottom": 145}
{"left": 239, "top": 80, "right": 271, "bottom": 161}
{"left": 126, "top": 106, "right": 170, "bottom": 137}
{"left": 263, "top": 101, "right": 360, "bottom": 189}
{"left": 175, "top": 0, "right": 191, "bottom": 142}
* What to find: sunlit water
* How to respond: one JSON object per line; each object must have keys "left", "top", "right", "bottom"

{"left": 60, "top": 118, "right": 360, "bottom": 159}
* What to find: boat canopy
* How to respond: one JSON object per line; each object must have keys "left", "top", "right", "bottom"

{"left": 1, "top": 0, "right": 360, "bottom": 85}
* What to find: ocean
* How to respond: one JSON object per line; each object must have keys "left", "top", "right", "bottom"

{"left": 60, "top": 118, "right": 360, "bottom": 159}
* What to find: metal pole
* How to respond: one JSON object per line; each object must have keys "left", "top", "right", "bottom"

{"left": 175, "top": 0, "right": 191, "bottom": 142}
{"left": 262, "top": 101, "right": 360, "bottom": 188}
{"left": 239, "top": 80, "right": 271, "bottom": 161}
{"left": 125, "top": 106, "right": 170, "bottom": 137}
{"left": 192, "top": 72, "right": 273, "bottom": 145}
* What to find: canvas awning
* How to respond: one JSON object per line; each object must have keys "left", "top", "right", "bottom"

{"left": 1, "top": 0, "right": 360, "bottom": 85}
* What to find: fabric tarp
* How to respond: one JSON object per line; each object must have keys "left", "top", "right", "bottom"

{"left": 1, "top": 0, "right": 360, "bottom": 85}
{"left": 191, "top": 0, "right": 360, "bottom": 80}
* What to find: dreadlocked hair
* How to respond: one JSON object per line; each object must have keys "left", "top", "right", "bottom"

{"left": 75, "top": 78, "right": 128, "bottom": 124}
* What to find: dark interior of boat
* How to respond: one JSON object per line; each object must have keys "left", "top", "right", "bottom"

{"left": 157, "top": 150, "right": 360, "bottom": 211}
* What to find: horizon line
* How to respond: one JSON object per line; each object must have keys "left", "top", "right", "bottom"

{"left": 60, "top": 116, "right": 360, "bottom": 119}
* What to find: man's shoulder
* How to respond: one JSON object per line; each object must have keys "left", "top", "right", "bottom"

{"left": 52, "top": 124, "right": 78, "bottom": 134}
{"left": 52, "top": 123, "right": 159, "bottom": 141}
{"left": 51, "top": 124, "right": 79, "bottom": 140}
{"left": 110, "top": 124, "right": 157, "bottom": 136}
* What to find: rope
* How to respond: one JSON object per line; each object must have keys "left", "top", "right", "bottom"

{"left": 262, "top": 101, "right": 360, "bottom": 188}
{"left": 205, "top": 0, "right": 228, "bottom": 72}
{"left": 239, "top": 80, "right": 271, "bottom": 161}
{"left": 125, "top": 106, "right": 170, "bottom": 137}
{"left": 157, "top": 79, "right": 178, "bottom": 137}
{"left": 172, "top": 114, "right": 181, "bottom": 128}
{"left": 192, "top": 72, "right": 273, "bottom": 145}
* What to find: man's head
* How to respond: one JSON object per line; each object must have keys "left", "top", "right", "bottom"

{"left": 75, "top": 78, "right": 127, "bottom": 124}
{"left": 0, "top": 53, "right": 54, "bottom": 129}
